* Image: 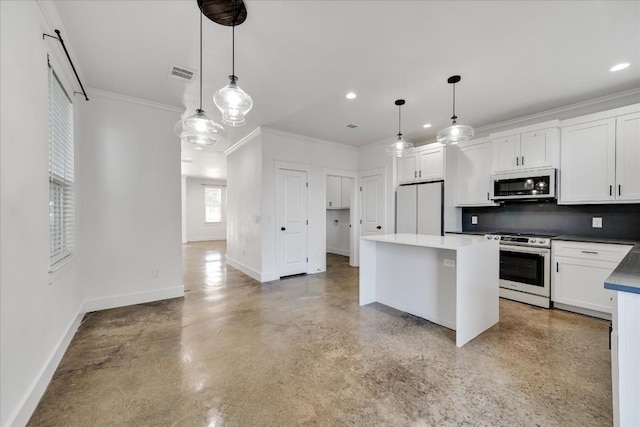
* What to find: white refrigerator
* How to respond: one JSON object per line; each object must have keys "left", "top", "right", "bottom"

{"left": 396, "top": 181, "right": 444, "bottom": 235}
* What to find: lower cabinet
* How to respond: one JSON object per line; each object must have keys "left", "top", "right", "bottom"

{"left": 552, "top": 241, "right": 632, "bottom": 318}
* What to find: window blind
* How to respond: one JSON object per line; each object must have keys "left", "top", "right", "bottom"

{"left": 48, "top": 67, "right": 75, "bottom": 265}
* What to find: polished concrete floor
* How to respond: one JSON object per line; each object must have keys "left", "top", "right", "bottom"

{"left": 29, "top": 241, "right": 613, "bottom": 426}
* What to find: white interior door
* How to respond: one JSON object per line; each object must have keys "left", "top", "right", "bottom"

{"left": 276, "top": 168, "right": 308, "bottom": 277}
{"left": 361, "top": 173, "right": 385, "bottom": 236}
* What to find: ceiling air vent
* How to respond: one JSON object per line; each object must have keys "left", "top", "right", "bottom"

{"left": 169, "top": 65, "right": 195, "bottom": 82}
{"left": 345, "top": 123, "right": 360, "bottom": 129}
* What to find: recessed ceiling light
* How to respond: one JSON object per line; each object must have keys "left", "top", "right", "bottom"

{"left": 422, "top": 123, "right": 432, "bottom": 128}
{"left": 610, "top": 63, "right": 630, "bottom": 72}
{"left": 346, "top": 92, "right": 357, "bottom": 100}
{"left": 194, "top": 146, "right": 203, "bottom": 150}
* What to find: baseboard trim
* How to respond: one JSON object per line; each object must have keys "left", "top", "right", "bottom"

{"left": 185, "top": 237, "right": 226, "bottom": 242}
{"left": 225, "top": 256, "right": 264, "bottom": 282}
{"left": 327, "top": 248, "right": 350, "bottom": 257}
{"left": 83, "top": 286, "right": 184, "bottom": 313}
{"left": 8, "top": 309, "right": 84, "bottom": 427}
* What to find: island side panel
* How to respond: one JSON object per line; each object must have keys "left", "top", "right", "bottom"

{"left": 359, "top": 238, "right": 377, "bottom": 305}
{"left": 374, "top": 242, "right": 456, "bottom": 330}
{"left": 455, "top": 241, "right": 499, "bottom": 347}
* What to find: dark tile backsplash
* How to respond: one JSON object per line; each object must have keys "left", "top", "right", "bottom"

{"left": 462, "top": 202, "right": 640, "bottom": 240}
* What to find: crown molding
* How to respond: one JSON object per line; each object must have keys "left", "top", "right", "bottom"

{"left": 87, "top": 88, "right": 184, "bottom": 113}
{"left": 260, "top": 127, "right": 358, "bottom": 152}
{"left": 224, "top": 127, "right": 263, "bottom": 155}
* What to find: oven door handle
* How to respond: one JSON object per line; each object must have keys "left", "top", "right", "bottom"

{"left": 500, "top": 246, "right": 550, "bottom": 255}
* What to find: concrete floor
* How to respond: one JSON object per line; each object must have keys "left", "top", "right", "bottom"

{"left": 29, "top": 241, "right": 613, "bottom": 426}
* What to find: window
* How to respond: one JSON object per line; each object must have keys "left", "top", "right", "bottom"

{"left": 204, "top": 187, "right": 223, "bottom": 223}
{"left": 49, "top": 67, "right": 74, "bottom": 265}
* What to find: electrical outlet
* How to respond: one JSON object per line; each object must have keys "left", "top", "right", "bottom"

{"left": 592, "top": 217, "right": 603, "bottom": 228}
{"left": 471, "top": 215, "right": 478, "bottom": 225}
{"left": 152, "top": 269, "right": 160, "bottom": 279}
{"left": 443, "top": 259, "right": 456, "bottom": 268}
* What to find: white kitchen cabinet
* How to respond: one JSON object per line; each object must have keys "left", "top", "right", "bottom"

{"left": 326, "top": 175, "right": 352, "bottom": 209}
{"left": 397, "top": 144, "right": 444, "bottom": 184}
{"left": 454, "top": 138, "right": 497, "bottom": 207}
{"left": 559, "top": 107, "right": 640, "bottom": 204}
{"left": 552, "top": 240, "right": 632, "bottom": 318}
{"left": 491, "top": 123, "right": 559, "bottom": 173}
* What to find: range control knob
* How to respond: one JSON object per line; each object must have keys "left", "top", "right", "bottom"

{"left": 531, "top": 239, "right": 537, "bottom": 243}
{"left": 494, "top": 236, "right": 500, "bottom": 240}
{"left": 539, "top": 239, "right": 546, "bottom": 245}
{"left": 486, "top": 235, "right": 491, "bottom": 240}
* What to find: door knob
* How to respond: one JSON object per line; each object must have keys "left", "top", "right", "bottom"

{"left": 281, "top": 227, "right": 286, "bottom": 231}
{"left": 376, "top": 226, "right": 382, "bottom": 230}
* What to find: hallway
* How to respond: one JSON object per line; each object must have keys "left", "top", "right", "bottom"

{"left": 29, "top": 241, "right": 612, "bottom": 426}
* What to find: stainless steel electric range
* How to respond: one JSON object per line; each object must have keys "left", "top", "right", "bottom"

{"left": 484, "top": 232, "right": 557, "bottom": 308}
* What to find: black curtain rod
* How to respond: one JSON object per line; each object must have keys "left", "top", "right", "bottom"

{"left": 43, "top": 29, "right": 89, "bottom": 101}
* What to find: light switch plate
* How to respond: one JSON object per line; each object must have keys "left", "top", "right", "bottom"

{"left": 471, "top": 215, "right": 478, "bottom": 225}
{"left": 592, "top": 217, "right": 603, "bottom": 228}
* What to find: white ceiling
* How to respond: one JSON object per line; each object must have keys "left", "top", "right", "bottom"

{"left": 54, "top": 0, "right": 640, "bottom": 177}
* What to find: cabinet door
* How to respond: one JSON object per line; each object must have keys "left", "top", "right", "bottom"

{"left": 419, "top": 147, "right": 444, "bottom": 181}
{"left": 455, "top": 142, "right": 494, "bottom": 206}
{"left": 520, "top": 130, "right": 552, "bottom": 169}
{"left": 615, "top": 112, "right": 640, "bottom": 201}
{"left": 340, "top": 177, "right": 352, "bottom": 208}
{"left": 397, "top": 154, "right": 418, "bottom": 184}
{"left": 559, "top": 119, "right": 616, "bottom": 203}
{"left": 326, "top": 175, "right": 342, "bottom": 208}
{"left": 492, "top": 135, "right": 520, "bottom": 172}
{"left": 553, "top": 256, "right": 617, "bottom": 314}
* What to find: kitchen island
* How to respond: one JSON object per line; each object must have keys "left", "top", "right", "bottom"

{"left": 360, "top": 233, "right": 499, "bottom": 347}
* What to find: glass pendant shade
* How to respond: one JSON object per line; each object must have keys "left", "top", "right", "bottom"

{"left": 436, "top": 123, "right": 474, "bottom": 145}
{"left": 174, "top": 109, "right": 226, "bottom": 146}
{"left": 385, "top": 134, "right": 414, "bottom": 157}
{"left": 213, "top": 75, "right": 253, "bottom": 127}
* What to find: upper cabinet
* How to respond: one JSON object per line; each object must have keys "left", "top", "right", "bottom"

{"left": 559, "top": 106, "right": 640, "bottom": 204}
{"left": 491, "top": 122, "right": 560, "bottom": 173}
{"left": 327, "top": 175, "right": 352, "bottom": 209}
{"left": 397, "top": 144, "right": 444, "bottom": 184}
{"left": 454, "top": 138, "right": 497, "bottom": 207}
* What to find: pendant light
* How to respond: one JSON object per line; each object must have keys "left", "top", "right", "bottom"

{"left": 174, "top": 9, "right": 225, "bottom": 146}
{"left": 213, "top": 0, "right": 252, "bottom": 126}
{"left": 385, "top": 99, "right": 414, "bottom": 157}
{"left": 436, "top": 75, "right": 474, "bottom": 145}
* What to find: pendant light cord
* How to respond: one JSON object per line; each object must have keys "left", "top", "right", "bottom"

{"left": 398, "top": 104, "right": 402, "bottom": 136}
{"left": 199, "top": 11, "right": 203, "bottom": 110}
{"left": 232, "top": 0, "right": 236, "bottom": 78}
{"left": 451, "top": 83, "right": 457, "bottom": 123}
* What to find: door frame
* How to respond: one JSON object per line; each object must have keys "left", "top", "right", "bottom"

{"left": 275, "top": 160, "right": 311, "bottom": 278}
{"left": 323, "top": 168, "right": 358, "bottom": 267}
{"left": 356, "top": 167, "right": 387, "bottom": 267}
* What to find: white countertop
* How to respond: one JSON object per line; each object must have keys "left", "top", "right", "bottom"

{"left": 361, "top": 233, "right": 493, "bottom": 250}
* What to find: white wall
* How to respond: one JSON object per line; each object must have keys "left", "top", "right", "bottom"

{"left": 185, "top": 177, "right": 227, "bottom": 242}
{"left": 1, "top": 2, "right": 84, "bottom": 426}
{"left": 225, "top": 130, "right": 263, "bottom": 280}
{"left": 261, "top": 128, "right": 358, "bottom": 280}
{"left": 79, "top": 92, "right": 184, "bottom": 311}
{"left": 326, "top": 209, "right": 351, "bottom": 256}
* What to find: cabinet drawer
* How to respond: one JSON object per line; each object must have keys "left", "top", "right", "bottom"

{"left": 552, "top": 241, "right": 632, "bottom": 262}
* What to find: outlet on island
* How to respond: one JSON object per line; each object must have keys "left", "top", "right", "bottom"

{"left": 592, "top": 217, "right": 603, "bottom": 228}
{"left": 471, "top": 215, "right": 478, "bottom": 225}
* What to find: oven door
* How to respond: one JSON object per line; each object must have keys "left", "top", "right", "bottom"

{"left": 499, "top": 245, "right": 550, "bottom": 297}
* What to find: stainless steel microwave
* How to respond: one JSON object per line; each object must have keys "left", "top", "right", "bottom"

{"left": 490, "top": 168, "right": 556, "bottom": 201}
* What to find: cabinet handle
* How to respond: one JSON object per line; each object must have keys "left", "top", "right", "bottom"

{"left": 581, "top": 250, "right": 599, "bottom": 255}
{"left": 618, "top": 185, "right": 621, "bottom": 196}
{"left": 414, "top": 171, "right": 417, "bottom": 178}
{"left": 610, "top": 185, "right": 612, "bottom": 196}
{"left": 419, "top": 170, "right": 422, "bottom": 178}
{"left": 329, "top": 201, "right": 332, "bottom": 207}
{"left": 556, "top": 262, "right": 558, "bottom": 273}
{"left": 521, "top": 156, "right": 525, "bottom": 165}
{"left": 487, "top": 192, "right": 489, "bottom": 201}
{"left": 516, "top": 157, "right": 519, "bottom": 166}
